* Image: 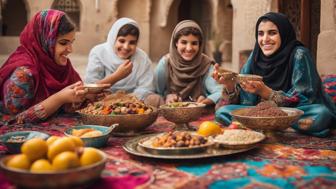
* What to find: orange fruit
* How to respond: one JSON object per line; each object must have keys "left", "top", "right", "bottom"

{"left": 68, "top": 136, "right": 84, "bottom": 147}
{"left": 197, "top": 121, "right": 222, "bottom": 137}
{"left": 80, "top": 148, "right": 103, "bottom": 166}
{"left": 6, "top": 154, "right": 31, "bottom": 170}
{"left": 46, "top": 136, "right": 61, "bottom": 146}
{"left": 47, "top": 137, "right": 76, "bottom": 160}
{"left": 21, "top": 138, "right": 48, "bottom": 161}
{"left": 52, "top": 151, "right": 80, "bottom": 171}
{"left": 30, "top": 159, "right": 54, "bottom": 172}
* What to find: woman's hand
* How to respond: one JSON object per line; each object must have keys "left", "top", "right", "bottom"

{"left": 212, "top": 64, "right": 237, "bottom": 90}
{"left": 165, "top": 93, "right": 182, "bottom": 104}
{"left": 114, "top": 59, "right": 133, "bottom": 80}
{"left": 239, "top": 80, "right": 272, "bottom": 99}
{"left": 97, "top": 60, "right": 132, "bottom": 86}
{"left": 57, "top": 81, "right": 88, "bottom": 104}
{"left": 196, "top": 96, "right": 214, "bottom": 105}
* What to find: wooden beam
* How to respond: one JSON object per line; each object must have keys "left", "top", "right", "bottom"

{"left": 300, "top": 0, "right": 311, "bottom": 47}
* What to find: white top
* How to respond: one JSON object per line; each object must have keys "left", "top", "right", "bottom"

{"left": 85, "top": 17, "right": 154, "bottom": 100}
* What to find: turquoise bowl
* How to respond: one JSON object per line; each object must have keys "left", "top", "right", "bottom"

{"left": 64, "top": 125, "right": 115, "bottom": 148}
{"left": 0, "top": 131, "right": 50, "bottom": 154}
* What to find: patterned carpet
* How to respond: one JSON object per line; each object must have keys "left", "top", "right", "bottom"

{"left": 0, "top": 113, "right": 336, "bottom": 189}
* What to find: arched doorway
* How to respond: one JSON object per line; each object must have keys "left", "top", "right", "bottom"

{"left": 1, "top": 0, "right": 27, "bottom": 36}
{"left": 279, "top": 0, "right": 320, "bottom": 61}
{"left": 177, "top": 0, "right": 212, "bottom": 53}
{"left": 52, "top": 0, "right": 81, "bottom": 31}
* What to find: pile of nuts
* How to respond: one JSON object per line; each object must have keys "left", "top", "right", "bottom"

{"left": 151, "top": 131, "right": 208, "bottom": 148}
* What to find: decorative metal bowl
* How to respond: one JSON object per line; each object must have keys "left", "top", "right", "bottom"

{"left": 230, "top": 107, "right": 304, "bottom": 131}
{"left": 217, "top": 68, "right": 238, "bottom": 80}
{"left": 0, "top": 149, "right": 107, "bottom": 189}
{"left": 83, "top": 83, "right": 110, "bottom": 93}
{"left": 159, "top": 102, "right": 206, "bottom": 129}
{"left": 79, "top": 106, "right": 158, "bottom": 133}
{"left": 237, "top": 74, "right": 263, "bottom": 83}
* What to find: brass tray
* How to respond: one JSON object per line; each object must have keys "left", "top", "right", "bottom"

{"left": 123, "top": 134, "right": 257, "bottom": 159}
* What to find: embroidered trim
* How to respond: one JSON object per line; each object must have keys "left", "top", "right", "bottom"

{"left": 268, "top": 90, "right": 285, "bottom": 106}
{"left": 222, "top": 84, "right": 239, "bottom": 102}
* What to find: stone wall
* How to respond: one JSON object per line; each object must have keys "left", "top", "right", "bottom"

{"left": 316, "top": 0, "right": 336, "bottom": 75}
{"left": 228, "top": 0, "right": 273, "bottom": 72}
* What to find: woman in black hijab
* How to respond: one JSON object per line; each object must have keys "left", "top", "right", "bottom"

{"left": 214, "top": 12, "right": 336, "bottom": 137}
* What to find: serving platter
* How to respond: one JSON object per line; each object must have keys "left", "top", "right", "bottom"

{"left": 138, "top": 132, "right": 214, "bottom": 155}
{"left": 123, "top": 134, "right": 257, "bottom": 159}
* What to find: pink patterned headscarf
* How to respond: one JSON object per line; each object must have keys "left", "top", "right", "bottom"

{"left": 0, "top": 9, "right": 81, "bottom": 104}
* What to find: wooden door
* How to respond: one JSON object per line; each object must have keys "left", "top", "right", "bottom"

{"left": 278, "top": 0, "right": 320, "bottom": 61}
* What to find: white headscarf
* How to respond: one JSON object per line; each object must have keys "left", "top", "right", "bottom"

{"left": 85, "top": 18, "right": 154, "bottom": 100}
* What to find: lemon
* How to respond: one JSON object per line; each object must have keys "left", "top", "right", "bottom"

{"left": 46, "top": 136, "right": 61, "bottom": 146}
{"left": 21, "top": 138, "right": 48, "bottom": 161}
{"left": 52, "top": 151, "right": 80, "bottom": 171}
{"left": 68, "top": 136, "right": 84, "bottom": 147}
{"left": 197, "top": 121, "right": 222, "bottom": 137}
{"left": 6, "top": 154, "right": 31, "bottom": 170}
{"left": 30, "top": 159, "right": 54, "bottom": 172}
{"left": 47, "top": 137, "right": 76, "bottom": 160}
{"left": 80, "top": 148, "right": 103, "bottom": 166}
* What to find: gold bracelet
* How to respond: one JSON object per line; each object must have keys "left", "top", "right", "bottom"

{"left": 223, "top": 85, "right": 238, "bottom": 99}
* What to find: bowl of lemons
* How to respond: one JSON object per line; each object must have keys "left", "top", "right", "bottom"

{"left": 0, "top": 137, "right": 106, "bottom": 189}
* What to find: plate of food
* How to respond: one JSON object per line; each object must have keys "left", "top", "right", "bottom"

{"left": 123, "top": 133, "right": 257, "bottom": 159}
{"left": 138, "top": 131, "right": 214, "bottom": 155}
{"left": 78, "top": 91, "right": 158, "bottom": 133}
{"left": 0, "top": 131, "right": 50, "bottom": 154}
{"left": 213, "top": 129, "right": 265, "bottom": 149}
{"left": 230, "top": 101, "right": 304, "bottom": 131}
{"left": 64, "top": 125, "right": 116, "bottom": 148}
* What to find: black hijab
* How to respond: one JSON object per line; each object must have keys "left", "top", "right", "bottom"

{"left": 251, "top": 12, "right": 303, "bottom": 92}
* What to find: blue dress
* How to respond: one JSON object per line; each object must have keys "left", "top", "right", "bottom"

{"left": 154, "top": 57, "right": 223, "bottom": 103}
{"left": 215, "top": 47, "right": 336, "bottom": 137}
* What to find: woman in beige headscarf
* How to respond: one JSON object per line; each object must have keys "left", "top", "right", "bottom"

{"left": 154, "top": 20, "right": 222, "bottom": 105}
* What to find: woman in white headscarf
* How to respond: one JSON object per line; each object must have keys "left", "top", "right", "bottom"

{"left": 85, "top": 18, "right": 155, "bottom": 101}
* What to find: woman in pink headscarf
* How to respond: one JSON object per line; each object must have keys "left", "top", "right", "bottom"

{"left": 0, "top": 9, "right": 86, "bottom": 123}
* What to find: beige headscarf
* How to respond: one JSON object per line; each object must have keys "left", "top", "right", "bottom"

{"left": 167, "top": 20, "right": 214, "bottom": 100}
